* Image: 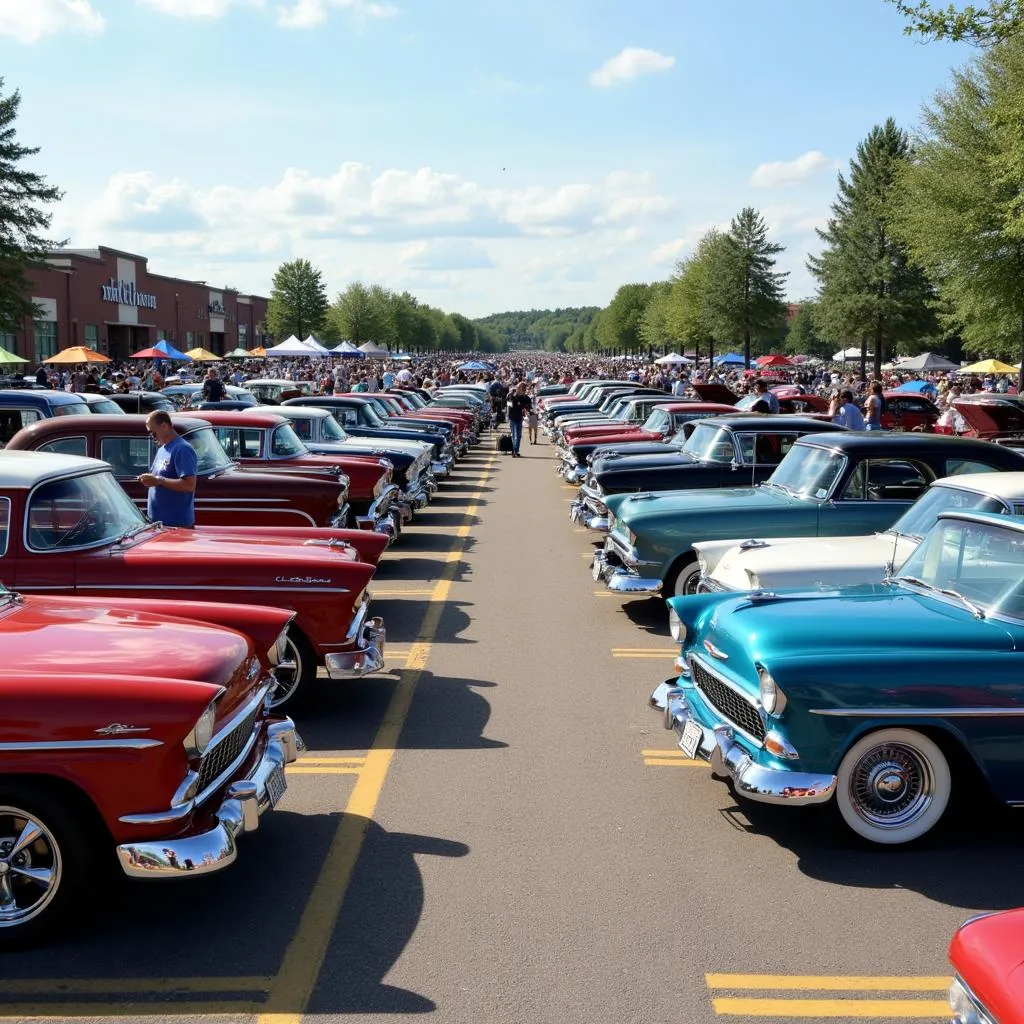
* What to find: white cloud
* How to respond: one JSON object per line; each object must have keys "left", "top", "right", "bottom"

{"left": 276, "top": 0, "right": 397, "bottom": 28}
{"left": 589, "top": 47, "right": 674, "bottom": 88}
{"left": 137, "top": 0, "right": 260, "bottom": 16}
{"left": 0, "top": 0, "right": 104, "bottom": 44}
{"left": 749, "top": 150, "right": 838, "bottom": 188}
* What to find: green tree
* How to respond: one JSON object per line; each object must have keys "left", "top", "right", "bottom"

{"left": 890, "top": 38, "right": 1024, "bottom": 387}
{"left": 665, "top": 230, "right": 731, "bottom": 364}
{"left": 0, "top": 79, "right": 63, "bottom": 333}
{"left": 266, "top": 258, "right": 328, "bottom": 342}
{"left": 595, "top": 283, "right": 653, "bottom": 352}
{"left": 328, "top": 281, "right": 393, "bottom": 346}
{"left": 885, "top": 0, "right": 1024, "bottom": 43}
{"left": 705, "top": 207, "right": 788, "bottom": 368}
{"left": 810, "top": 119, "right": 936, "bottom": 376}
{"left": 783, "top": 300, "right": 834, "bottom": 359}
{"left": 638, "top": 281, "right": 674, "bottom": 351}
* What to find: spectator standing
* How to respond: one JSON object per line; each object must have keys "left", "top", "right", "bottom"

{"left": 507, "top": 381, "right": 532, "bottom": 457}
{"left": 201, "top": 367, "right": 226, "bottom": 403}
{"left": 138, "top": 411, "right": 198, "bottom": 527}
{"left": 831, "top": 389, "right": 866, "bottom": 430}
{"left": 864, "top": 381, "right": 885, "bottom": 431}
{"left": 751, "top": 379, "right": 779, "bottom": 413}
{"left": 35, "top": 364, "right": 48, "bottom": 387}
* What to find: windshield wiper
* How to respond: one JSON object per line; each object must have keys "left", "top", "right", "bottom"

{"left": 895, "top": 574, "right": 932, "bottom": 589}
{"left": 938, "top": 587, "right": 986, "bottom": 619}
{"left": 115, "top": 522, "right": 156, "bottom": 545}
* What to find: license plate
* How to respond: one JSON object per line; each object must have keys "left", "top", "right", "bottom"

{"left": 265, "top": 764, "right": 287, "bottom": 809}
{"left": 679, "top": 719, "right": 703, "bottom": 760}
{"left": 591, "top": 556, "right": 603, "bottom": 581}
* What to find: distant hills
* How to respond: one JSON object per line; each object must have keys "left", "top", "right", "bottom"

{"left": 473, "top": 307, "right": 601, "bottom": 352}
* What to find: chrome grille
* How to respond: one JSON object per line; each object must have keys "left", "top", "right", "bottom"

{"left": 689, "top": 656, "right": 765, "bottom": 742}
{"left": 197, "top": 705, "right": 260, "bottom": 794}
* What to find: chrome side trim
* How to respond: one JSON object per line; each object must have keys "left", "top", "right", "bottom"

{"left": 76, "top": 584, "right": 350, "bottom": 594}
{"left": 0, "top": 738, "right": 162, "bottom": 751}
{"left": 810, "top": 706, "right": 1024, "bottom": 717}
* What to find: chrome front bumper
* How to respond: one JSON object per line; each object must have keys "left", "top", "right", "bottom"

{"left": 355, "top": 485, "right": 402, "bottom": 541}
{"left": 590, "top": 549, "right": 663, "bottom": 594}
{"left": 649, "top": 681, "right": 837, "bottom": 806}
{"left": 568, "top": 485, "right": 610, "bottom": 532}
{"left": 324, "top": 603, "right": 386, "bottom": 679}
{"left": 559, "top": 462, "right": 585, "bottom": 485}
{"left": 328, "top": 502, "right": 351, "bottom": 528}
{"left": 116, "top": 719, "right": 303, "bottom": 879}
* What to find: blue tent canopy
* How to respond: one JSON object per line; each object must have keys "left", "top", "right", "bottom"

{"left": 714, "top": 352, "right": 745, "bottom": 365}
{"left": 895, "top": 380, "right": 939, "bottom": 397}
{"left": 456, "top": 360, "right": 494, "bottom": 372}
{"left": 153, "top": 338, "right": 192, "bottom": 362}
{"left": 331, "top": 340, "right": 364, "bottom": 358}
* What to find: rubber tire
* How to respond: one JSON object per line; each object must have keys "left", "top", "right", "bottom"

{"left": 663, "top": 554, "right": 700, "bottom": 603}
{"left": 271, "top": 627, "right": 318, "bottom": 713}
{"left": 0, "top": 785, "right": 92, "bottom": 950}
{"left": 835, "top": 728, "right": 951, "bottom": 846}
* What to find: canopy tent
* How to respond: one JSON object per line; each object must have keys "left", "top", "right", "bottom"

{"left": 895, "top": 380, "right": 940, "bottom": 397}
{"left": 358, "top": 341, "right": 390, "bottom": 357}
{"left": 832, "top": 347, "right": 864, "bottom": 361}
{"left": 959, "top": 358, "right": 1018, "bottom": 374}
{"left": 713, "top": 352, "right": 746, "bottom": 365}
{"left": 251, "top": 346, "right": 267, "bottom": 357}
{"left": 895, "top": 351, "right": 961, "bottom": 372}
{"left": 0, "top": 346, "right": 27, "bottom": 364}
{"left": 331, "top": 340, "right": 364, "bottom": 358}
{"left": 44, "top": 346, "right": 110, "bottom": 364}
{"left": 302, "top": 335, "right": 329, "bottom": 354}
{"left": 130, "top": 347, "right": 166, "bottom": 360}
{"left": 654, "top": 352, "right": 692, "bottom": 366}
{"left": 226, "top": 347, "right": 251, "bottom": 358}
{"left": 185, "top": 347, "right": 221, "bottom": 362}
{"left": 265, "top": 336, "right": 314, "bottom": 357}
{"left": 456, "top": 360, "right": 494, "bottom": 372}
{"left": 150, "top": 339, "right": 192, "bottom": 362}
{"left": 756, "top": 354, "right": 793, "bottom": 367}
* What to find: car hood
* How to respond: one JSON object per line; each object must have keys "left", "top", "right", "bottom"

{"left": 0, "top": 594, "right": 249, "bottom": 690}
{"left": 606, "top": 485, "right": 797, "bottom": 522}
{"left": 593, "top": 450, "right": 698, "bottom": 474}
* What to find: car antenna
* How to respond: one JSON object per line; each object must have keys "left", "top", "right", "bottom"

{"left": 886, "top": 525, "right": 900, "bottom": 580}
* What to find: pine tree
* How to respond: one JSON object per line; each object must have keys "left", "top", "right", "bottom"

{"left": 810, "top": 119, "right": 935, "bottom": 377}
{"left": 266, "top": 258, "right": 328, "bottom": 341}
{"left": 705, "top": 208, "right": 788, "bottom": 368}
{"left": 0, "top": 79, "right": 63, "bottom": 332}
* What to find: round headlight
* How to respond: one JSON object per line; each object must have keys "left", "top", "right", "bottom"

{"left": 669, "top": 608, "right": 686, "bottom": 644}
{"left": 185, "top": 701, "right": 217, "bottom": 758}
{"left": 757, "top": 666, "right": 785, "bottom": 715}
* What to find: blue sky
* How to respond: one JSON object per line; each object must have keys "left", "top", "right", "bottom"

{"left": 0, "top": 0, "right": 965, "bottom": 318}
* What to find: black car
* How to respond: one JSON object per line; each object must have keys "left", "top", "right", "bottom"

{"left": 108, "top": 391, "right": 176, "bottom": 414}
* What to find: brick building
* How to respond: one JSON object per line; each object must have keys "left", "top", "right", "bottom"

{"left": 3, "top": 246, "right": 271, "bottom": 365}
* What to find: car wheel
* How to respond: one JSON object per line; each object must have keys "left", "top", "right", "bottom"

{"left": 835, "top": 728, "right": 951, "bottom": 845}
{"left": 0, "top": 789, "right": 89, "bottom": 949}
{"left": 664, "top": 555, "right": 700, "bottom": 601}
{"left": 271, "top": 627, "right": 318, "bottom": 711}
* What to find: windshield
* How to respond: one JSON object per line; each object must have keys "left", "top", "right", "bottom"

{"left": 27, "top": 470, "right": 147, "bottom": 550}
{"left": 897, "top": 517, "right": 1024, "bottom": 619}
{"left": 888, "top": 484, "right": 1008, "bottom": 539}
{"left": 681, "top": 424, "right": 738, "bottom": 464}
{"left": 183, "top": 426, "right": 234, "bottom": 474}
{"left": 765, "top": 443, "right": 845, "bottom": 498}
{"left": 53, "top": 401, "right": 88, "bottom": 416}
{"left": 318, "top": 415, "right": 348, "bottom": 441}
{"left": 271, "top": 424, "right": 308, "bottom": 457}
{"left": 359, "top": 402, "right": 386, "bottom": 427}
{"left": 88, "top": 399, "right": 124, "bottom": 415}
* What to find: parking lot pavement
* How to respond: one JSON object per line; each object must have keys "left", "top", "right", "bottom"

{"left": 2, "top": 436, "right": 1022, "bottom": 1023}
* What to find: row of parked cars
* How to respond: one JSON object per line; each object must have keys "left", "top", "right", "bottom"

{"left": 0, "top": 380, "right": 494, "bottom": 946}
{"left": 543, "top": 378, "right": 1024, "bottom": 1024}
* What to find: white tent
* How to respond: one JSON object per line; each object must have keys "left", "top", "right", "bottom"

{"left": 833, "top": 347, "right": 864, "bottom": 361}
{"left": 655, "top": 352, "right": 692, "bottom": 366}
{"left": 358, "top": 341, "right": 390, "bottom": 356}
{"left": 303, "top": 335, "right": 329, "bottom": 353}
{"left": 330, "top": 340, "right": 363, "bottom": 357}
{"left": 264, "top": 335, "right": 312, "bottom": 357}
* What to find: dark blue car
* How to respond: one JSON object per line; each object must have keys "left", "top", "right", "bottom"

{"left": 0, "top": 390, "right": 89, "bottom": 446}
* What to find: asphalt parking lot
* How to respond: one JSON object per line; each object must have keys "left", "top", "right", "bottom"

{"left": 2, "top": 434, "right": 1023, "bottom": 1023}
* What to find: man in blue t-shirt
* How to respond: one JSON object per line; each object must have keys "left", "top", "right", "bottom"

{"left": 139, "top": 411, "right": 198, "bottom": 527}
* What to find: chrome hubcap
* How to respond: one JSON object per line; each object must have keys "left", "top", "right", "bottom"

{"left": 270, "top": 641, "right": 303, "bottom": 708}
{"left": 0, "top": 809, "right": 61, "bottom": 927}
{"left": 849, "top": 745, "right": 933, "bottom": 829}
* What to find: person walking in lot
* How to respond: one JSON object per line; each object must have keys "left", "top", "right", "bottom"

{"left": 527, "top": 396, "right": 540, "bottom": 445}
{"left": 507, "top": 381, "right": 532, "bottom": 457}
{"left": 138, "top": 410, "right": 198, "bottom": 527}
{"left": 864, "top": 381, "right": 885, "bottom": 431}
{"left": 201, "top": 367, "right": 226, "bottom": 403}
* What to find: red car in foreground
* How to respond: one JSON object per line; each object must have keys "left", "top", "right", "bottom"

{"left": 0, "top": 585, "right": 302, "bottom": 946}
{"left": 949, "top": 907, "right": 1024, "bottom": 1024}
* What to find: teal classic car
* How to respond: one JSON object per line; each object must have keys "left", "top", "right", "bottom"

{"left": 650, "top": 510, "right": 1024, "bottom": 844}
{"left": 593, "top": 432, "right": 1024, "bottom": 598}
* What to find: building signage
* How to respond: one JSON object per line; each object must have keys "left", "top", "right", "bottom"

{"left": 100, "top": 278, "right": 157, "bottom": 310}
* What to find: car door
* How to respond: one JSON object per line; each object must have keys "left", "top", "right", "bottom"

{"left": 819, "top": 457, "right": 933, "bottom": 535}
{"left": 15, "top": 475, "right": 80, "bottom": 590}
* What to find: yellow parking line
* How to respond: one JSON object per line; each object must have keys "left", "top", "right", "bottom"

{"left": 287, "top": 766, "right": 362, "bottom": 775}
{"left": 643, "top": 757, "right": 708, "bottom": 768}
{"left": 706, "top": 975, "right": 951, "bottom": 992}
{"left": 712, "top": 996, "right": 948, "bottom": 1017}
{"left": 373, "top": 589, "right": 436, "bottom": 596}
{"left": 295, "top": 757, "right": 365, "bottom": 765}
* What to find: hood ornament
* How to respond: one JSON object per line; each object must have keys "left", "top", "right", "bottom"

{"left": 703, "top": 639, "right": 728, "bottom": 660}
{"left": 96, "top": 723, "right": 150, "bottom": 736}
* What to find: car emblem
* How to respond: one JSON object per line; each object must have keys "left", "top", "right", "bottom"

{"left": 95, "top": 723, "right": 150, "bottom": 735}
{"left": 703, "top": 639, "right": 728, "bottom": 660}
{"left": 275, "top": 576, "right": 331, "bottom": 584}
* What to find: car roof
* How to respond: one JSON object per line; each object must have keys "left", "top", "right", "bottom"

{"left": 245, "top": 379, "right": 298, "bottom": 386}
{"left": 251, "top": 405, "right": 327, "bottom": 419}
{"left": 0, "top": 449, "right": 108, "bottom": 487}
{"left": 796, "top": 431, "right": 1020, "bottom": 453}
{"left": 937, "top": 508, "right": 1024, "bottom": 535}
{"left": 190, "top": 409, "right": 285, "bottom": 426}
{"left": 7, "top": 414, "right": 212, "bottom": 442}
{"left": 934, "top": 471, "right": 1024, "bottom": 500}
{"left": 700, "top": 415, "right": 846, "bottom": 432}
{"left": 0, "top": 389, "right": 88, "bottom": 406}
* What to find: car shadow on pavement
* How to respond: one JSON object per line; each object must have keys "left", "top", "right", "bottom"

{"left": 372, "top": 556, "right": 473, "bottom": 583}
{"left": 621, "top": 596, "right": 671, "bottom": 637}
{"left": 0, "top": 814, "right": 466, "bottom": 1018}
{"left": 422, "top": 494, "right": 489, "bottom": 508}
{"left": 721, "top": 797, "right": 1024, "bottom": 911}
{"left": 390, "top": 532, "right": 479, "bottom": 555}
{"left": 413, "top": 511, "right": 480, "bottom": 529}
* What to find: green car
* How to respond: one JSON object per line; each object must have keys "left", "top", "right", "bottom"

{"left": 592, "top": 432, "right": 1024, "bottom": 599}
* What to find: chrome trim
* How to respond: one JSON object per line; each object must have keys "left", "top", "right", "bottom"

{"left": 688, "top": 653, "right": 767, "bottom": 750}
{"left": 76, "top": 584, "right": 351, "bottom": 594}
{"left": 0, "top": 738, "right": 162, "bottom": 751}
{"left": 95, "top": 723, "right": 150, "bottom": 735}
{"left": 809, "top": 706, "right": 1024, "bottom": 717}
{"left": 120, "top": 770, "right": 200, "bottom": 825}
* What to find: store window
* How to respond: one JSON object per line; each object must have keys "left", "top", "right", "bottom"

{"left": 199, "top": 333, "right": 205, "bottom": 345}
{"left": 33, "top": 321, "right": 58, "bottom": 363}
{"left": 156, "top": 329, "right": 166, "bottom": 341}
{"left": 238, "top": 324, "right": 247, "bottom": 346}
{"left": 0, "top": 332, "right": 15, "bottom": 351}
{"left": 186, "top": 331, "right": 194, "bottom": 345}
{"left": 84, "top": 324, "right": 98, "bottom": 350}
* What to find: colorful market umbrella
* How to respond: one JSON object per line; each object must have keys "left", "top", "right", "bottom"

{"left": 44, "top": 346, "right": 110, "bottom": 364}
{"left": 0, "top": 345, "right": 27, "bottom": 364}
{"left": 130, "top": 347, "right": 165, "bottom": 359}
{"left": 185, "top": 346, "right": 221, "bottom": 362}
{"left": 959, "top": 358, "right": 1018, "bottom": 374}
{"left": 756, "top": 354, "right": 794, "bottom": 367}
{"left": 251, "top": 346, "right": 267, "bottom": 357}
{"left": 152, "top": 339, "right": 192, "bottom": 362}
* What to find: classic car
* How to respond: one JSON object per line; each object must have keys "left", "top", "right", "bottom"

{"left": 78, "top": 393, "right": 127, "bottom": 415}
{"left": 161, "top": 384, "right": 257, "bottom": 409}
{"left": 556, "top": 403, "right": 746, "bottom": 487}
{"left": 593, "top": 433, "right": 1024, "bottom": 598}
{"left": 283, "top": 395, "right": 454, "bottom": 475}
{"left": 650, "top": 509, "right": 1024, "bottom": 844}
{"left": 359, "top": 392, "right": 475, "bottom": 452}
{"left": 243, "top": 379, "right": 308, "bottom": 404}
{"left": 262, "top": 406, "right": 436, "bottom": 511}
{"left": 696, "top": 471, "right": 1024, "bottom": 593}
{"left": 547, "top": 389, "right": 665, "bottom": 434}
{"left": 0, "top": 451, "right": 387, "bottom": 708}
{"left": 0, "top": 390, "right": 89, "bottom": 447}
{"left": 5, "top": 415, "right": 355, "bottom": 531}
{"left": 942, "top": 393, "right": 1024, "bottom": 441}
{"left": 877, "top": 391, "right": 940, "bottom": 432}
{"left": 574, "top": 416, "right": 848, "bottom": 532}
{"left": 109, "top": 390, "right": 177, "bottom": 415}
{"left": 556, "top": 396, "right": 680, "bottom": 446}
{"left": 0, "top": 581, "right": 302, "bottom": 944}
{"left": 948, "top": 907, "right": 1024, "bottom": 1024}
{"left": 192, "top": 410, "right": 402, "bottom": 538}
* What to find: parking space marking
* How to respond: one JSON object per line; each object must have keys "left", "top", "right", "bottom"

{"left": 373, "top": 588, "right": 436, "bottom": 597}
{"left": 611, "top": 648, "right": 677, "bottom": 658}
{"left": 256, "top": 458, "right": 495, "bottom": 1024}
{"left": 706, "top": 974, "right": 950, "bottom": 1019}
{"left": 288, "top": 756, "right": 366, "bottom": 776}
{"left": 641, "top": 749, "right": 708, "bottom": 768}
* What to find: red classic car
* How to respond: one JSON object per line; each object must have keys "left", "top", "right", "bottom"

{"left": 948, "top": 907, "right": 1024, "bottom": 1024}
{"left": 0, "top": 451, "right": 388, "bottom": 708}
{"left": 0, "top": 583, "right": 301, "bottom": 945}
{"left": 943, "top": 394, "right": 1024, "bottom": 441}
{"left": 192, "top": 410, "right": 403, "bottom": 539}
{"left": 880, "top": 391, "right": 940, "bottom": 431}
{"left": 6, "top": 414, "right": 354, "bottom": 531}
